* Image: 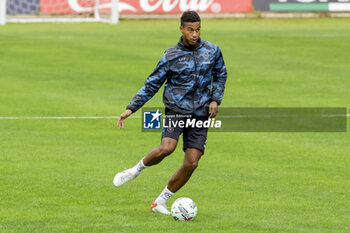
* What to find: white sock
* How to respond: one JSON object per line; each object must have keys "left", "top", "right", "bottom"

{"left": 131, "top": 157, "right": 148, "bottom": 175}
{"left": 155, "top": 186, "right": 175, "bottom": 205}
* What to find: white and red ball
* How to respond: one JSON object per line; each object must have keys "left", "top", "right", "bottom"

{"left": 171, "top": 197, "right": 197, "bottom": 221}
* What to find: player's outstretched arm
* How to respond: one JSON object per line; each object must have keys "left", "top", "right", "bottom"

{"left": 117, "top": 109, "right": 132, "bottom": 129}
{"left": 126, "top": 53, "right": 169, "bottom": 114}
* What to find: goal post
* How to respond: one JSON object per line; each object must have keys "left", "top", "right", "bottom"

{"left": 0, "top": 0, "right": 6, "bottom": 25}
{"left": 111, "top": 0, "right": 119, "bottom": 24}
{"left": 0, "top": 0, "right": 119, "bottom": 25}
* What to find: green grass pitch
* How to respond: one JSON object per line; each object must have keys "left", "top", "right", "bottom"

{"left": 0, "top": 18, "right": 349, "bottom": 232}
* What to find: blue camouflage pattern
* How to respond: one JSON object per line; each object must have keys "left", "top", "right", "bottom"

{"left": 127, "top": 36, "right": 227, "bottom": 117}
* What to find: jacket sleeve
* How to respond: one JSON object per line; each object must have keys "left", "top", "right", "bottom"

{"left": 211, "top": 46, "right": 227, "bottom": 105}
{"left": 126, "top": 53, "right": 169, "bottom": 113}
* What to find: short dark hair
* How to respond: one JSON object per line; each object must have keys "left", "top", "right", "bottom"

{"left": 181, "top": 11, "right": 201, "bottom": 26}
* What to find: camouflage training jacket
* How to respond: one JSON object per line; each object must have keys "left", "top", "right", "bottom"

{"left": 126, "top": 36, "right": 227, "bottom": 116}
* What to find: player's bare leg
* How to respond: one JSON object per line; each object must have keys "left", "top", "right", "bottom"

{"left": 143, "top": 137, "right": 177, "bottom": 166}
{"left": 113, "top": 137, "right": 177, "bottom": 187}
{"left": 167, "top": 148, "right": 203, "bottom": 192}
{"left": 151, "top": 148, "right": 202, "bottom": 215}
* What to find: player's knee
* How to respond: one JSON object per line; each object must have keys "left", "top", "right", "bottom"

{"left": 159, "top": 144, "right": 176, "bottom": 156}
{"left": 184, "top": 160, "right": 198, "bottom": 173}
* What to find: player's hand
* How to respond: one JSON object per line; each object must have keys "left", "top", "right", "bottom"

{"left": 117, "top": 109, "right": 132, "bottom": 129}
{"left": 209, "top": 101, "right": 218, "bottom": 118}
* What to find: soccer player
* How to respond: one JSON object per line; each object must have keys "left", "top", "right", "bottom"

{"left": 113, "top": 11, "right": 227, "bottom": 215}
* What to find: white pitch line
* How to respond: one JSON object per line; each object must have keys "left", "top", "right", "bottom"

{"left": 218, "top": 114, "right": 350, "bottom": 118}
{"left": 0, "top": 115, "right": 348, "bottom": 120}
{"left": 0, "top": 116, "right": 141, "bottom": 120}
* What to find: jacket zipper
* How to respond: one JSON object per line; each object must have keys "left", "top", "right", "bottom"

{"left": 192, "top": 51, "right": 197, "bottom": 115}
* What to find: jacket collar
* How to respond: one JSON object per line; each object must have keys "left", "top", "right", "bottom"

{"left": 178, "top": 36, "right": 203, "bottom": 51}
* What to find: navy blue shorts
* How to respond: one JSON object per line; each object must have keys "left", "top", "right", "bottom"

{"left": 161, "top": 109, "right": 209, "bottom": 155}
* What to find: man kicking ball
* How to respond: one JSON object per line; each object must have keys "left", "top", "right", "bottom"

{"left": 114, "top": 11, "right": 227, "bottom": 215}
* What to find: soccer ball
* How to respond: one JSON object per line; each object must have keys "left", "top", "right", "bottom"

{"left": 171, "top": 197, "right": 197, "bottom": 221}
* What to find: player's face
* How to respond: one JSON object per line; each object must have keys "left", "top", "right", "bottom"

{"left": 180, "top": 22, "right": 201, "bottom": 46}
